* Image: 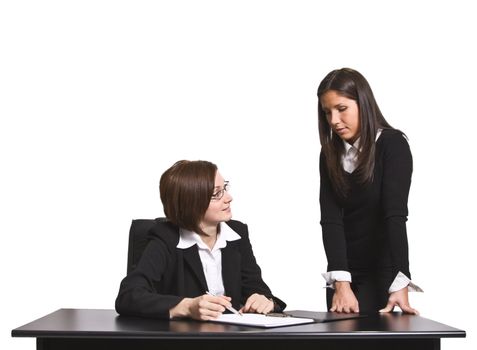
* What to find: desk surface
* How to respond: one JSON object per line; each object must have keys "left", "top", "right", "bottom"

{"left": 12, "top": 308, "right": 466, "bottom": 340}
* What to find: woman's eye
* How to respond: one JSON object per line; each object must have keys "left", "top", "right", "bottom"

{"left": 338, "top": 106, "right": 347, "bottom": 112}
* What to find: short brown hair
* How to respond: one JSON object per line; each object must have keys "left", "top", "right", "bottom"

{"left": 159, "top": 160, "right": 217, "bottom": 235}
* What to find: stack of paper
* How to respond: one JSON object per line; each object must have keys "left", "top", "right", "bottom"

{"left": 210, "top": 313, "right": 314, "bottom": 328}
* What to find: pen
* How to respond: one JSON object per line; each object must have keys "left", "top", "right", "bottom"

{"left": 265, "top": 312, "right": 290, "bottom": 318}
{"left": 206, "top": 291, "right": 242, "bottom": 316}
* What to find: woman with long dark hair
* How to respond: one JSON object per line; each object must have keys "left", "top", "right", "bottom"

{"left": 317, "top": 68, "right": 421, "bottom": 314}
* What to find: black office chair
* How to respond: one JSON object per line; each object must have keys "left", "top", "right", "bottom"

{"left": 126, "top": 217, "right": 167, "bottom": 274}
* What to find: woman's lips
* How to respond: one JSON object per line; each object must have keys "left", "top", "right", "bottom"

{"left": 335, "top": 127, "right": 347, "bottom": 134}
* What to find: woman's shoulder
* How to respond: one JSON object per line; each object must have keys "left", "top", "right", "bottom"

{"left": 378, "top": 128, "right": 410, "bottom": 148}
{"left": 147, "top": 219, "right": 180, "bottom": 248}
{"left": 225, "top": 219, "right": 249, "bottom": 238}
{"left": 377, "top": 128, "right": 412, "bottom": 162}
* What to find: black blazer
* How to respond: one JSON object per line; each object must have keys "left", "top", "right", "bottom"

{"left": 115, "top": 219, "right": 285, "bottom": 319}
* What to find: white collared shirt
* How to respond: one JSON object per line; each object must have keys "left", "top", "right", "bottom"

{"left": 177, "top": 222, "right": 241, "bottom": 296}
{"left": 342, "top": 129, "right": 382, "bottom": 173}
{"left": 323, "top": 129, "right": 423, "bottom": 293}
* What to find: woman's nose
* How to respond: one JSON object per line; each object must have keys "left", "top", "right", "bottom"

{"left": 224, "top": 191, "right": 233, "bottom": 203}
{"left": 329, "top": 111, "right": 340, "bottom": 125}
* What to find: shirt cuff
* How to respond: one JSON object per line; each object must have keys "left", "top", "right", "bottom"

{"left": 389, "top": 271, "right": 424, "bottom": 293}
{"left": 322, "top": 271, "right": 352, "bottom": 289}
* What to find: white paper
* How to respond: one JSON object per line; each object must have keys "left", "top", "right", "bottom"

{"left": 209, "top": 313, "right": 314, "bottom": 328}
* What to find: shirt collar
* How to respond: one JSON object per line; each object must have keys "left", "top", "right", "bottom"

{"left": 343, "top": 138, "right": 359, "bottom": 154}
{"left": 177, "top": 222, "right": 241, "bottom": 251}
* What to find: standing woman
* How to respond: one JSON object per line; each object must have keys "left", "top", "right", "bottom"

{"left": 116, "top": 160, "right": 285, "bottom": 320}
{"left": 317, "top": 68, "right": 421, "bottom": 314}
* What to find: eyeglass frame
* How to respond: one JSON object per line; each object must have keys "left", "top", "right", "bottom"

{"left": 210, "top": 181, "right": 230, "bottom": 201}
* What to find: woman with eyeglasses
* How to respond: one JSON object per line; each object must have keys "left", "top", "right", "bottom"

{"left": 115, "top": 160, "right": 285, "bottom": 320}
{"left": 317, "top": 68, "right": 422, "bottom": 315}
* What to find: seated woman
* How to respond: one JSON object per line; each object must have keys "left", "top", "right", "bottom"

{"left": 115, "top": 160, "right": 286, "bottom": 320}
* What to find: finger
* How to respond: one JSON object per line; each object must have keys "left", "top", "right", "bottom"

{"left": 330, "top": 305, "right": 337, "bottom": 312}
{"left": 257, "top": 299, "right": 272, "bottom": 314}
{"left": 242, "top": 301, "right": 252, "bottom": 313}
{"left": 208, "top": 296, "right": 232, "bottom": 309}
{"left": 198, "top": 307, "right": 223, "bottom": 320}
{"left": 252, "top": 299, "right": 264, "bottom": 314}
{"left": 205, "top": 293, "right": 231, "bottom": 303}
{"left": 255, "top": 304, "right": 266, "bottom": 314}
{"left": 264, "top": 299, "right": 274, "bottom": 314}
{"left": 242, "top": 299, "right": 253, "bottom": 313}
{"left": 333, "top": 302, "right": 343, "bottom": 313}
{"left": 379, "top": 302, "right": 395, "bottom": 313}
{"left": 243, "top": 295, "right": 259, "bottom": 313}
{"left": 248, "top": 300, "right": 260, "bottom": 313}
{"left": 350, "top": 305, "right": 360, "bottom": 313}
{"left": 400, "top": 304, "right": 420, "bottom": 315}
{"left": 216, "top": 295, "right": 232, "bottom": 303}
{"left": 200, "top": 299, "right": 226, "bottom": 313}
{"left": 206, "top": 302, "right": 226, "bottom": 313}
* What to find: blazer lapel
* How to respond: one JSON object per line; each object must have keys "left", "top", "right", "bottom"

{"left": 182, "top": 246, "right": 208, "bottom": 292}
{"left": 221, "top": 242, "right": 241, "bottom": 298}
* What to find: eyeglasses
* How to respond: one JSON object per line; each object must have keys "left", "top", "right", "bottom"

{"left": 211, "top": 181, "right": 230, "bottom": 201}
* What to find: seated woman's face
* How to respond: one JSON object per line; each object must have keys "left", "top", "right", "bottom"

{"left": 201, "top": 171, "right": 233, "bottom": 228}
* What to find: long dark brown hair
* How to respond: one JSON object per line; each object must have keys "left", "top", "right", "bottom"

{"left": 317, "top": 68, "right": 392, "bottom": 197}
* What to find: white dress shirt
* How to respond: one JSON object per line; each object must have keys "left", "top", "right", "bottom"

{"left": 177, "top": 222, "right": 241, "bottom": 296}
{"left": 322, "top": 129, "right": 423, "bottom": 293}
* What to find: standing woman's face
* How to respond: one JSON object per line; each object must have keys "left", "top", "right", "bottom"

{"left": 201, "top": 171, "right": 233, "bottom": 229}
{"left": 321, "top": 90, "right": 360, "bottom": 144}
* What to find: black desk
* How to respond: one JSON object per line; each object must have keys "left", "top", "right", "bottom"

{"left": 12, "top": 308, "right": 465, "bottom": 350}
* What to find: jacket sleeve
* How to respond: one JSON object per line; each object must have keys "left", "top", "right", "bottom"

{"left": 236, "top": 223, "right": 287, "bottom": 312}
{"left": 115, "top": 235, "right": 183, "bottom": 319}
{"left": 319, "top": 151, "right": 348, "bottom": 272}
{"left": 381, "top": 133, "right": 413, "bottom": 279}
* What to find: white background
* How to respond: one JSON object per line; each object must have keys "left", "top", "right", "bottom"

{"left": 1, "top": 1, "right": 475, "bottom": 349}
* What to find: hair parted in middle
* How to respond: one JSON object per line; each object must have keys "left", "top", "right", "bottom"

{"left": 317, "top": 67, "right": 393, "bottom": 197}
{"left": 159, "top": 160, "right": 218, "bottom": 235}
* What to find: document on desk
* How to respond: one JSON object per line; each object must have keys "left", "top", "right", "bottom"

{"left": 209, "top": 313, "right": 314, "bottom": 328}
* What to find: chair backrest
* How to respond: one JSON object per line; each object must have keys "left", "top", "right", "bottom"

{"left": 127, "top": 217, "right": 167, "bottom": 274}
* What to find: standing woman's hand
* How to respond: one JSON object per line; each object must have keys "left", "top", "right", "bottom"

{"left": 331, "top": 281, "right": 360, "bottom": 313}
{"left": 379, "top": 287, "right": 419, "bottom": 315}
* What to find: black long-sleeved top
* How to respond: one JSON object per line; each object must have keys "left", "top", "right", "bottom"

{"left": 320, "top": 129, "right": 412, "bottom": 279}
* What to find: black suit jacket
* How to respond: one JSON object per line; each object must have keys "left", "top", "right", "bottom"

{"left": 115, "top": 219, "right": 285, "bottom": 319}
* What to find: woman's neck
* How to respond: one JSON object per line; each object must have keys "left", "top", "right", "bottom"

{"left": 200, "top": 223, "right": 218, "bottom": 250}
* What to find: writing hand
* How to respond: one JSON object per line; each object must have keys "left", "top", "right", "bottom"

{"left": 170, "top": 294, "right": 232, "bottom": 320}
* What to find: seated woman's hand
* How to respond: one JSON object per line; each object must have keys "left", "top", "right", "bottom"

{"left": 170, "top": 294, "right": 232, "bottom": 320}
{"left": 240, "top": 293, "right": 274, "bottom": 314}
